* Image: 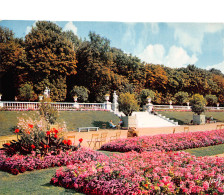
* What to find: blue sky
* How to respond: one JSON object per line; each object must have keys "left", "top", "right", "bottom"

{"left": 1, "top": 20, "right": 224, "bottom": 73}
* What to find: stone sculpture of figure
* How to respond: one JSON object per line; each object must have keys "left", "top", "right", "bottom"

{"left": 44, "top": 87, "right": 50, "bottom": 98}
{"left": 113, "top": 91, "right": 118, "bottom": 103}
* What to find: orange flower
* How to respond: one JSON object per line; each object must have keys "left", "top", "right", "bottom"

{"left": 27, "top": 131, "right": 30, "bottom": 134}
{"left": 28, "top": 124, "right": 33, "bottom": 128}
{"left": 44, "top": 145, "right": 49, "bottom": 148}
{"left": 54, "top": 134, "right": 58, "bottom": 139}
{"left": 62, "top": 140, "right": 67, "bottom": 144}
{"left": 15, "top": 129, "right": 19, "bottom": 133}
{"left": 5, "top": 143, "right": 10, "bottom": 146}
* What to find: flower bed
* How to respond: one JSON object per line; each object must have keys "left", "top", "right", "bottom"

{"left": 0, "top": 147, "right": 106, "bottom": 175}
{"left": 51, "top": 151, "right": 224, "bottom": 194}
{"left": 100, "top": 129, "right": 224, "bottom": 153}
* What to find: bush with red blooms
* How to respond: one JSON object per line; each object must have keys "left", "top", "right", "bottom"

{"left": 3, "top": 117, "right": 82, "bottom": 156}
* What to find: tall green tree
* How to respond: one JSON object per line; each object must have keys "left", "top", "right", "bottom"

{"left": 25, "top": 21, "right": 77, "bottom": 101}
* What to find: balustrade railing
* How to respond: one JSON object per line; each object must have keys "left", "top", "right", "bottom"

{"left": 0, "top": 101, "right": 107, "bottom": 111}
{"left": 0, "top": 101, "right": 223, "bottom": 111}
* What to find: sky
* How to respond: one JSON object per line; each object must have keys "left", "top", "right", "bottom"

{"left": 1, "top": 0, "right": 224, "bottom": 73}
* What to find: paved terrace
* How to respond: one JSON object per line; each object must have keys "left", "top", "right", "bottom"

{"left": 67, "top": 122, "right": 224, "bottom": 150}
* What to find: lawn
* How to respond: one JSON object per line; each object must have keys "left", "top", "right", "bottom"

{"left": 0, "top": 167, "right": 83, "bottom": 195}
{"left": 0, "top": 111, "right": 120, "bottom": 136}
{"left": 158, "top": 111, "right": 224, "bottom": 124}
{"left": 184, "top": 143, "right": 224, "bottom": 157}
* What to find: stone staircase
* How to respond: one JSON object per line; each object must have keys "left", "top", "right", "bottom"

{"left": 132, "top": 111, "right": 178, "bottom": 128}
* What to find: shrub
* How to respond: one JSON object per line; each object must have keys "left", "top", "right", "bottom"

{"left": 190, "top": 94, "right": 206, "bottom": 115}
{"left": 70, "top": 85, "right": 90, "bottom": 102}
{"left": 118, "top": 92, "right": 139, "bottom": 116}
{"left": 39, "top": 97, "right": 58, "bottom": 124}
{"left": 18, "top": 83, "right": 36, "bottom": 101}
{"left": 2, "top": 116, "right": 76, "bottom": 156}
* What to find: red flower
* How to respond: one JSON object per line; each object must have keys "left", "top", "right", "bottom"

{"left": 46, "top": 131, "right": 50, "bottom": 136}
{"left": 44, "top": 145, "right": 49, "bottom": 148}
{"left": 5, "top": 143, "right": 10, "bottom": 146}
{"left": 15, "top": 129, "right": 19, "bottom": 133}
{"left": 67, "top": 140, "right": 72, "bottom": 146}
{"left": 28, "top": 124, "right": 33, "bottom": 128}
{"left": 27, "top": 131, "right": 30, "bottom": 134}
{"left": 79, "top": 138, "right": 83, "bottom": 143}
{"left": 54, "top": 129, "right": 58, "bottom": 134}
{"left": 54, "top": 134, "right": 58, "bottom": 138}
{"left": 62, "top": 140, "right": 67, "bottom": 144}
{"left": 31, "top": 144, "right": 35, "bottom": 149}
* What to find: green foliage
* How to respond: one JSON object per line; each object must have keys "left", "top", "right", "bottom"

{"left": 118, "top": 92, "right": 139, "bottom": 116}
{"left": 18, "top": 83, "right": 36, "bottom": 101}
{"left": 205, "top": 94, "right": 218, "bottom": 106}
{"left": 39, "top": 97, "right": 59, "bottom": 124}
{"left": 190, "top": 94, "right": 206, "bottom": 115}
{"left": 139, "top": 89, "right": 155, "bottom": 106}
{"left": 24, "top": 21, "right": 77, "bottom": 101}
{"left": 70, "top": 85, "right": 90, "bottom": 102}
{"left": 174, "top": 91, "right": 189, "bottom": 105}
{"left": 2, "top": 22, "right": 224, "bottom": 104}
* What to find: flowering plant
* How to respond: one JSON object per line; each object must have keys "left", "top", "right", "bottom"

{"left": 100, "top": 129, "right": 224, "bottom": 153}
{"left": 3, "top": 116, "right": 78, "bottom": 156}
{"left": 51, "top": 151, "right": 224, "bottom": 194}
{"left": 0, "top": 148, "right": 105, "bottom": 175}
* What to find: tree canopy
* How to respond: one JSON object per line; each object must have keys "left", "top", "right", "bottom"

{"left": 1, "top": 21, "right": 224, "bottom": 105}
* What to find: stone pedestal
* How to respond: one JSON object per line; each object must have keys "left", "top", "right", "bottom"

{"left": 193, "top": 114, "right": 205, "bottom": 125}
{"left": 104, "top": 101, "right": 112, "bottom": 110}
{"left": 73, "top": 102, "right": 79, "bottom": 109}
{"left": 121, "top": 115, "right": 137, "bottom": 128}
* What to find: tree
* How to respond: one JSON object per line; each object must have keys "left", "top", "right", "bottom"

{"left": 174, "top": 91, "right": 189, "bottom": 105}
{"left": 118, "top": 92, "right": 139, "bottom": 116}
{"left": 18, "top": 83, "right": 36, "bottom": 101}
{"left": 70, "top": 86, "right": 90, "bottom": 102}
{"left": 205, "top": 94, "right": 218, "bottom": 106}
{"left": 139, "top": 89, "right": 155, "bottom": 107}
{"left": 25, "top": 21, "right": 77, "bottom": 101}
{"left": 190, "top": 94, "right": 206, "bottom": 115}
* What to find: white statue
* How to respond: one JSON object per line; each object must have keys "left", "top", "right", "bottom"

{"left": 44, "top": 87, "right": 50, "bottom": 98}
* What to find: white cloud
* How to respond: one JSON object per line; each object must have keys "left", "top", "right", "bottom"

{"left": 138, "top": 44, "right": 198, "bottom": 68}
{"left": 63, "top": 21, "right": 77, "bottom": 35}
{"left": 169, "top": 23, "right": 224, "bottom": 54}
{"left": 25, "top": 21, "right": 37, "bottom": 35}
{"left": 123, "top": 23, "right": 136, "bottom": 47}
{"left": 206, "top": 61, "right": 224, "bottom": 74}
{"left": 151, "top": 23, "right": 159, "bottom": 34}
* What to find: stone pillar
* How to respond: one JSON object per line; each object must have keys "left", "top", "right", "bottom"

{"left": 73, "top": 96, "right": 79, "bottom": 109}
{"left": 0, "top": 94, "right": 2, "bottom": 108}
{"left": 104, "top": 94, "right": 112, "bottom": 111}
{"left": 187, "top": 102, "right": 190, "bottom": 110}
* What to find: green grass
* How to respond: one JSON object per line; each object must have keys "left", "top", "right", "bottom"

{"left": 183, "top": 144, "right": 224, "bottom": 157}
{"left": 158, "top": 111, "right": 224, "bottom": 125}
{"left": 0, "top": 167, "right": 83, "bottom": 195}
{"left": 0, "top": 111, "right": 120, "bottom": 136}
